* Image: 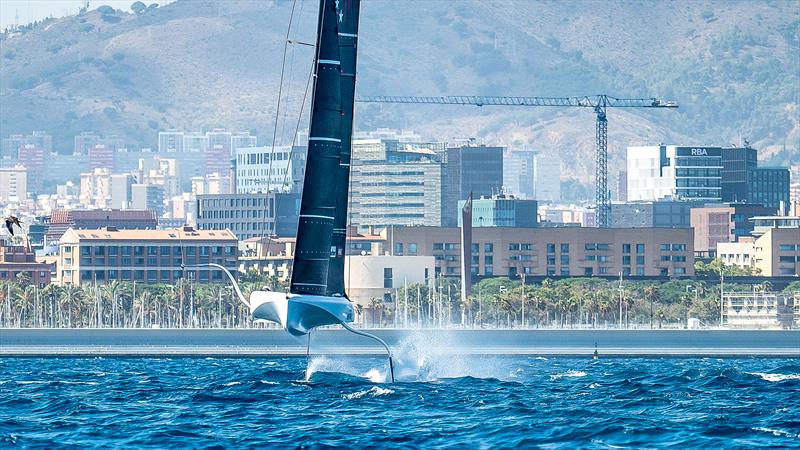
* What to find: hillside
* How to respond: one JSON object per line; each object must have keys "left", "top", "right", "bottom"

{"left": 0, "top": 0, "right": 797, "bottom": 185}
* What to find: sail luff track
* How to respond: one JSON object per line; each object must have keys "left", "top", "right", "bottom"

{"left": 327, "top": 0, "right": 361, "bottom": 297}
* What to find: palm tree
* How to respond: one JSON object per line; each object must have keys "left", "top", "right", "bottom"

{"left": 368, "top": 296, "right": 384, "bottom": 327}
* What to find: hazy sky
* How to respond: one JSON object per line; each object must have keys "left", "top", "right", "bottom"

{"left": 0, "top": 0, "right": 175, "bottom": 29}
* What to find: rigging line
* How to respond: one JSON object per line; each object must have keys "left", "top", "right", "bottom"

{"left": 279, "top": 0, "right": 306, "bottom": 147}
{"left": 259, "top": 0, "right": 299, "bottom": 244}
{"left": 273, "top": 0, "right": 331, "bottom": 284}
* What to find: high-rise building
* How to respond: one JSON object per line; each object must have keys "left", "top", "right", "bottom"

{"left": 183, "top": 132, "right": 207, "bottom": 153}
{"left": 79, "top": 168, "right": 112, "bottom": 209}
{"left": 503, "top": 150, "right": 535, "bottom": 199}
{"left": 457, "top": 195, "right": 538, "bottom": 228}
{"left": 748, "top": 167, "right": 790, "bottom": 211}
{"left": 87, "top": 144, "right": 114, "bottom": 171}
{"left": 611, "top": 200, "right": 701, "bottom": 228}
{"left": 2, "top": 131, "right": 52, "bottom": 159}
{"left": 74, "top": 132, "right": 101, "bottom": 155}
{"left": 442, "top": 145, "right": 504, "bottom": 227}
{"left": 131, "top": 184, "right": 165, "bottom": 216}
{"left": 158, "top": 130, "right": 184, "bottom": 153}
{"left": 235, "top": 146, "right": 296, "bottom": 193}
{"left": 204, "top": 144, "right": 230, "bottom": 177}
{"left": 231, "top": 132, "right": 258, "bottom": 153}
{"left": 17, "top": 144, "right": 45, "bottom": 191}
{"left": 617, "top": 171, "right": 628, "bottom": 202}
{"left": 533, "top": 155, "right": 561, "bottom": 202}
{"left": 0, "top": 166, "right": 27, "bottom": 202}
{"left": 721, "top": 147, "right": 757, "bottom": 203}
{"left": 206, "top": 129, "right": 232, "bottom": 156}
{"left": 350, "top": 161, "right": 443, "bottom": 228}
{"left": 627, "top": 145, "right": 722, "bottom": 202}
{"left": 109, "top": 174, "right": 134, "bottom": 209}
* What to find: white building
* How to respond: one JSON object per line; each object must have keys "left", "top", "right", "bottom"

{"left": 533, "top": 155, "right": 561, "bottom": 201}
{"left": 0, "top": 165, "right": 27, "bottom": 202}
{"left": 183, "top": 133, "right": 207, "bottom": 153}
{"left": 79, "top": 168, "right": 112, "bottom": 208}
{"left": 235, "top": 146, "right": 295, "bottom": 193}
{"left": 627, "top": 145, "right": 722, "bottom": 202}
{"left": 344, "top": 255, "right": 435, "bottom": 308}
{"left": 158, "top": 130, "right": 184, "bottom": 153}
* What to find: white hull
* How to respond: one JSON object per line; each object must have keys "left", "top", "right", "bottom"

{"left": 249, "top": 290, "right": 354, "bottom": 336}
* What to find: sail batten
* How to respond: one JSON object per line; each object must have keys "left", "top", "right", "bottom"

{"left": 327, "top": 0, "right": 361, "bottom": 297}
{"left": 289, "top": 0, "right": 344, "bottom": 296}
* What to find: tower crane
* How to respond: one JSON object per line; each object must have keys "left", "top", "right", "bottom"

{"left": 355, "top": 95, "right": 678, "bottom": 228}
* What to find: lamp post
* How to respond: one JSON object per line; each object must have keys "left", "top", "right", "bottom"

{"left": 719, "top": 267, "right": 724, "bottom": 328}
{"left": 617, "top": 272, "right": 624, "bottom": 329}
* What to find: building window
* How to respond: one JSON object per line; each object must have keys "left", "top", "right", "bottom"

{"left": 584, "top": 267, "right": 593, "bottom": 276}
{"left": 147, "top": 246, "right": 158, "bottom": 256}
{"left": 547, "top": 243, "right": 555, "bottom": 253}
{"left": 585, "top": 255, "right": 596, "bottom": 261}
{"left": 444, "top": 243, "right": 458, "bottom": 251}
{"left": 560, "top": 267, "right": 570, "bottom": 276}
{"left": 560, "top": 243, "right": 569, "bottom": 253}
{"left": 484, "top": 243, "right": 493, "bottom": 253}
{"left": 585, "top": 243, "right": 597, "bottom": 251}
{"left": 661, "top": 255, "right": 671, "bottom": 261}
{"left": 660, "top": 244, "right": 670, "bottom": 251}
{"left": 622, "top": 244, "right": 631, "bottom": 253}
{"left": 521, "top": 243, "right": 533, "bottom": 251}
{"left": 779, "top": 244, "right": 797, "bottom": 251}
{"left": 383, "top": 268, "right": 393, "bottom": 289}
{"left": 560, "top": 255, "right": 569, "bottom": 265}
{"left": 660, "top": 268, "right": 669, "bottom": 276}
{"left": 394, "top": 243, "right": 403, "bottom": 255}
{"left": 673, "top": 256, "right": 687, "bottom": 262}
{"left": 471, "top": 243, "right": 480, "bottom": 253}
{"left": 623, "top": 267, "right": 631, "bottom": 276}
{"left": 408, "top": 243, "right": 417, "bottom": 255}
{"left": 108, "top": 247, "right": 118, "bottom": 256}
{"left": 509, "top": 243, "right": 520, "bottom": 251}
{"left": 598, "top": 267, "right": 608, "bottom": 275}
{"left": 623, "top": 255, "right": 631, "bottom": 265}
{"left": 81, "top": 247, "right": 91, "bottom": 256}
{"left": 675, "top": 267, "right": 686, "bottom": 275}
{"left": 547, "top": 256, "right": 556, "bottom": 265}
{"left": 485, "top": 265, "right": 493, "bottom": 276}
{"left": 636, "top": 244, "right": 645, "bottom": 253}
{"left": 672, "top": 244, "right": 687, "bottom": 251}
{"left": 597, "top": 243, "right": 610, "bottom": 251}
{"left": 160, "top": 246, "right": 170, "bottom": 256}
{"left": 485, "top": 255, "right": 493, "bottom": 265}
{"left": 636, "top": 255, "right": 645, "bottom": 265}
{"left": 636, "top": 267, "right": 645, "bottom": 276}
{"left": 433, "top": 243, "right": 444, "bottom": 251}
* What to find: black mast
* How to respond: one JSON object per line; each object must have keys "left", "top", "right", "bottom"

{"left": 327, "top": 0, "right": 361, "bottom": 297}
{"left": 290, "top": 0, "right": 343, "bottom": 296}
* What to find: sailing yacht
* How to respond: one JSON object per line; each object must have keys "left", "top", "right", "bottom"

{"left": 204, "top": 0, "right": 394, "bottom": 378}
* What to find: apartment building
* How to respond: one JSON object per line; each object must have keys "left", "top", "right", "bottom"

{"left": 386, "top": 226, "right": 694, "bottom": 278}
{"left": 57, "top": 227, "right": 238, "bottom": 285}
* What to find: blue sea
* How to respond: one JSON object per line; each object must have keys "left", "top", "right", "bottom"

{"left": 2, "top": 352, "right": 799, "bottom": 448}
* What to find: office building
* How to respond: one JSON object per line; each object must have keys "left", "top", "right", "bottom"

{"left": 617, "top": 171, "right": 628, "bottom": 202}
{"left": 748, "top": 167, "right": 790, "bottom": 211}
{"left": 721, "top": 147, "right": 757, "bottom": 202}
{"left": 442, "top": 145, "right": 504, "bottom": 226}
{"left": 235, "top": 146, "right": 298, "bottom": 193}
{"left": 503, "top": 150, "right": 535, "bottom": 199}
{"left": 231, "top": 132, "right": 258, "bottom": 153}
{"left": 46, "top": 209, "right": 158, "bottom": 242}
{"left": 689, "top": 203, "right": 776, "bottom": 256}
{"left": 206, "top": 129, "right": 232, "bottom": 156}
{"left": 533, "top": 155, "right": 561, "bottom": 202}
{"left": 57, "top": 226, "right": 238, "bottom": 285}
{"left": 457, "top": 195, "right": 538, "bottom": 228}
{"left": 344, "top": 255, "right": 436, "bottom": 308}
{"left": 196, "top": 192, "right": 300, "bottom": 239}
{"left": 183, "top": 132, "right": 207, "bottom": 153}
{"left": 386, "top": 226, "right": 694, "bottom": 278}
{"left": 0, "top": 166, "right": 27, "bottom": 202}
{"left": 611, "top": 200, "right": 700, "bottom": 228}
{"left": 627, "top": 145, "right": 722, "bottom": 202}
{"left": 350, "top": 160, "right": 443, "bottom": 228}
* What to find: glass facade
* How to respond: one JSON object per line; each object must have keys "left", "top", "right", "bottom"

{"left": 747, "top": 167, "right": 790, "bottom": 210}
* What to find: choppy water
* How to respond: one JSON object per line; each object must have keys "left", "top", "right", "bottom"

{"left": 1, "top": 346, "right": 799, "bottom": 448}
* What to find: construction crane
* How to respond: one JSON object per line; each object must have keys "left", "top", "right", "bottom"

{"left": 355, "top": 95, "right": 678, "bottom": 228}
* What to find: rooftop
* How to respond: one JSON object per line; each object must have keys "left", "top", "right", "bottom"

{"left": 60, "top": 227, "right": 237, "bottom": 243}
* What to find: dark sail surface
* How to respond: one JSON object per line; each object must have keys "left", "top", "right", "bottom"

{"left": 289, "top": 0, "right": 343, "bottom": 296}
{"left": 326, "top": 0, "right": 361, "bottom": 297}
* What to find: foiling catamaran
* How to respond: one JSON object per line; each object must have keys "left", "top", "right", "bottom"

{"left": 202, "top": 0, "right": 395, "bottom": 381}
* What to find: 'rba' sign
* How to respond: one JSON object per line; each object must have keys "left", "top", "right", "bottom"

{"left": 676, "top": 146, "right": 721, "bottom": 157}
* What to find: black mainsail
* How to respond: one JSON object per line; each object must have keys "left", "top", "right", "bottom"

{"left": 289, "top": 0, "right": 344, "bottom": 296}
{"left": 327, "top": 0, "right": 361, "bottom": 297}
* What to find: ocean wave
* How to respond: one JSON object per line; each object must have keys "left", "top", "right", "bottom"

{"left": 551, "top": 370, "right": 588, "bottom": 380}
{"left": 342, "top": 386, "right": 395, "bottom": 400}
{"left": 747, "top": 372, "right": 800, "bottom": 382}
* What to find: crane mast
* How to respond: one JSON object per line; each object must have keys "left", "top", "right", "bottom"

{"left": 356, "top": 94, "right": 678, "bottom": 228}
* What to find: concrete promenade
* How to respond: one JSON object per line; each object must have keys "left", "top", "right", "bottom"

{"left": 1, "top": 328, "right": 798, "bottom": 357}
